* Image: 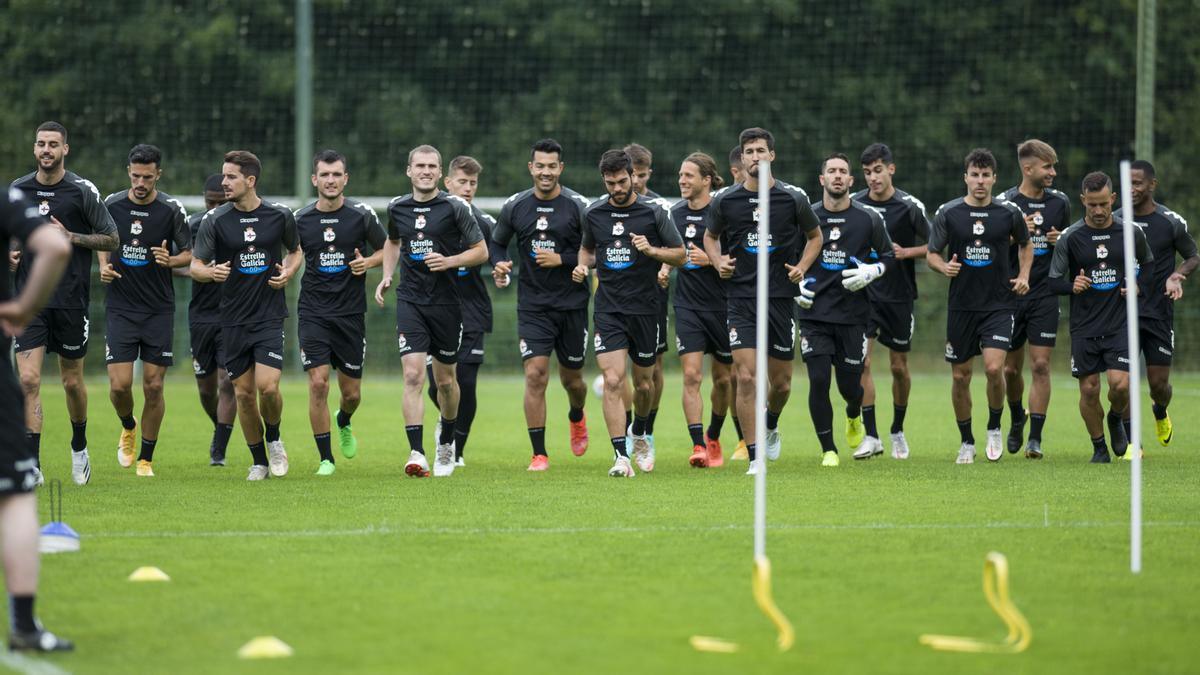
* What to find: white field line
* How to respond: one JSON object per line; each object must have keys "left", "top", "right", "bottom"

{"left": 0, "top": 651, "right": 72, "bottom": 675}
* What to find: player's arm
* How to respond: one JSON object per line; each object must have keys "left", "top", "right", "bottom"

{"left": 573, "top": 222, "right": 595, "bottom": 283}
{"left": 268, "top": 209, "right": 303, "bottom": 289}
{"left": 1010, "top": 206, "right": 1033, "bottom": 295}
{"left": 634, "top": 207, "right": 685, "bottom": 266}
{"left": 925, "top": 207, "right": 960, "bottom": 277}
{"left": 374, "top": 237, "right": 401, "bottom": 307}
{"left": 0, "top": 196, "right": 70, "bottom": 332}
{"left": 702, "top": 229, "right": 732, "bottom": 278}
{"left": 792, "top": 223, "right": 823, "bottom": 282}
{"left": 352, "top": 210, "right": 388, "bottom": 275}
{"left": 1047, "top": 228, "right": 1083, "bottom": 295}
{"left": 439, "top": 201, "right": 488, "bottom": 269}
{"left": 97, "top": 250, "right": 120, "bottom": 283}
{"left": 73, "top": 184, "right": 119, "bottom": 251}
{"left": 154, "top": 205, "right": 193, "bottom": 269}
{"left": 896, "top": 200, "right": 932, "bottom": 259}
{"left": 1165, "top": 213, "right": 1198, "bottom": 299}
{"left": 189, "top": 215, "right": 230, "bottom": 283}
{"left": 843, "top": 212, "right": 894, "bottom": 291}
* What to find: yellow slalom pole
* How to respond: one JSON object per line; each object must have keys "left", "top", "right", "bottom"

{"left": 753, "top": 556, "right": 795, "bottom": 651}
{"left": 919, "top": 552, "right": 1032, "bottom": 654}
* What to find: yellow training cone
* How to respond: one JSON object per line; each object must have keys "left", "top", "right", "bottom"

{"left": 919, "top": 552, "right": 1032, "bottom": 654}
{"left": 237, "top": 636, "right": 294, "bottom": 659}
{"left": 689, "top": 635, "right": 740, "bottom": 653}
{"left": 127, "top": 566, "right": 170, "bottom": 582}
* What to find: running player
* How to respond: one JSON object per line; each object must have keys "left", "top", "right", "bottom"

{"left": 725, "top": 143, "right": 749, "bottom": 460}
{"left": 99, "top": 144, "right": 191, "bottom": 477}
{"left": 374, "top": 145, "right": 487, "bottom": 478}
{"left": 728, "top": 145, "right": 746, "bottom": 186}
{"left": 997, "top": 140, "right": 1071, "bottom": 459}
{"left": 10, "top": 121, "right": 119, "bottom": 486}
{"left": 667, "top": 152, "right": 731, "bottom": 468}
{"left": 492, "top": 139, "right": 592, "bottom": 471}
{"left": 704, "top": 128, "right": 823, "bottom": 473}
{"left": 805, "top": 153, "right": 895, "bottom": 466}
{"left": 1048, "top": 172, "right": 1153, "bottom": 462}
{"left": 295, "top": 150, "right": 386, "bottom": 476}
{"left": 1118, "top": 160, "right": 1198, "bottom": 447}
{"left": 581, "top": 149, "right": 685, "bottom": 477}
{"left": 0, "top": 186, "right": 73, "bottom": 652}
{"left": 927, "top": 148, "right": 1032, "bottom": 464}
{"left": 191, "top": 150, "right": 301, "bottom": 481}
{"left": 851, "top": 143, "right": 930, "bottom": 460}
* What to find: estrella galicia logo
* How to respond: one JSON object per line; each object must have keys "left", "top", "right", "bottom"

{"left": 603, "top": 239, "right": 634, "bottom": 270}
{"left": 239, "top": 245, "right": 269, "bottom": 274}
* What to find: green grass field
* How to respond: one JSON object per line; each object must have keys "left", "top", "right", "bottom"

{"left": 16, "top": 370, "right": 1200, "bottom": 674}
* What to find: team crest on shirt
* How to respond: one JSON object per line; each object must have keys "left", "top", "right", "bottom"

{"left": 131, "top": 220, "right": 143, "bottom": 235}
{"left": 244, "top": 226, "right": 256, "bottom": 242}
{"left": 415, "top": 214, "right": 427, "bottom": 230}
{"left": 536, "top": 216, "right": 549, "bottom": 231}
{"left": 829, "top": 226, "right": 841, "bottom": 241}
{"left": 38, "top": 201, "right": 50, "bottom": 216}
{"left": 972, "top": 220, "right": 985, "bottom": 235}
{"left": 323, "top": 227, "right": 336, "bottom": 242}
{"left": 685, "top": 224, "right": 697, "bottom": 238}
{"left": 1096, "top": 244, "right": 1108, "bottom": 259}
{"left": 612, "top": 221, "right": 625, "bottom": 236}
{"left": 1032, "top": 212, "right": 1044, "bottom": 226}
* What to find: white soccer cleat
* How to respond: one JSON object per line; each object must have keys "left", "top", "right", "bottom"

{"left": 31, "top": 466, "right": 44, "bottom": 488}
{"left": 246, "top": 465, "right": 269, "bottom": 481}
{"left": 404, "top": 450, "right": 430, "bottom": 478}
{"left": 630, "top": 433, "right": 654, "bottom": 473}
{"left": 745, "top": 459, "right": 762, "bottom": 475}
{"left": 765, "top": 428, "right": 782, "bottom": 461}
{"left": 71, "top": 449, "right": 90, "bottom": 486}
{"left": 956, "top": 443, "right": 976, "bottom": 465}
{"left": 455, "top": 456, "right": 466, "bottom": 468}
{"left": 608, "top": 455, "right": 635, "bottom": 477}
{"left": 852, "top": 436, "right": 884, "bottom": 460}
{"left": 890, "top": 432, "right": 910, "bottom": 460}
{"left": 985, "top": 429, "right": 1003, "bottom": 462}
{"left": 267, "top": 440, "right": 289, "bottom": 477}
{"left": 433, "top": 442, "right": 456, "bottom": 477}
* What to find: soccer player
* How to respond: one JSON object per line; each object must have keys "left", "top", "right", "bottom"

{"left": 927, "top": 149, "right": 1032, "bottom": 464}
{"left": 581, "top": 149, "right": 685, "bottom": 477}
{"left": 191, "top": 151, "right": 301, "bottom": 481}
{"left": 703, "top": 127, "right": 823, "bottom": 473}
{"left": 851, "top": 143, "right": 930, "bottom": 460}
{"left": 374, "top": 145, "right": 487, "bottom": 478}
{"left": 10, "top": 121, "right": 118, "bottom": 486}
{"left": 667, "top": 152, "right": 731, "bottom": 468}
{"left": 1119, "top": 160, "right": 1198, "bottom": 447}
{"left": 996, "top": 140, "right": 1071, "bottom": 459}
{"left": 0, "top": 185, "right": 73, "bottom": 652}
{"left": 725, "top": 143, "right": 750, "bottom": 461}
{"left": 491, "top": 140, "right": 592, "bottom": 471}
{"left": 728, "top": 145, "right": 746, "bottom": 186}
{"left": 1048, "top": 172, "right": 1152, "bottom": 462}
{"left": 98, "top": 144, "right": 191, "bottom": 477}
{"left": 805, "top": 153, "right": 895, "bottom": 466}
{"left": 295, "top": 150, "right": 386, "bottom": 476}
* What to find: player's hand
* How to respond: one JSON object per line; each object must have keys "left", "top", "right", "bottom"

{"left": 8, "top": 250, "right": 19, "bottom": 272}
{"left": 349, "top": 248, "right": 369, "bottom": 276}
{"left": 1024, "top": 213, "right": 1038, "bottom": 233}
{"left": 374, "top": 276, "right": 392, "bottom": 307}
{"left": 943, "top": 253, "right": 962, "bottom": 278}
{"left": 268, "top": 263, "right": 292, "bottom": 289}
{"left": 794, "top": 277, "right": 816, "bottom": 309}
{"left": 151, "top": 240, "right": 171, "bottom": 267}
{"left": 0, "top": 301, "right": 33, "bottom": 337}
{"left": 686, "top": 243, "right": 710, "bottom": 267}
{"left": 891, "top": 242, "right": 905, "bottom": 260}
{"left": 841, "top": 257, "right": 884, "bottom": 291}
{"left": 99, "top": 262, "right": 121, "bottom": 283}
{"left": 656, "top": 267, "right": 670, "bottom": 288}
{"left": 534, "top": 249, "right": 562, "bottom": 268}
{"left": 1165, "top": 274, "right": 1185, "bottom": 300}
{"left": 630, "top": 234, "right": 652, "bottom": 253}
{"left": 424, "top": 252, "right": 451, "bottom": 272}
{"left": 1046, "top": 228, "right": 1061, "bottom": 245}
{"left": 714, "top": 255, "right": 736, "bottom": 279}
{"left": 1072, "top": 268, "right": 1090, "bottom": 294}
{"left": 49, "top": 216, "right": 69, "bottom": 237}
{"left": 210, "top": 261, "right": 231, "bottom": 283}
{"left": 492, "top": 260, "right": 512, "bottom": 288}
{"left": 1010, "top": 275, "right": 1030, "bottom": 296}
{"left": 784, "top": 262, "right": 806, "bottom": 283}
{"left": 571, "top": 264, "right": 588, "bottom": 284}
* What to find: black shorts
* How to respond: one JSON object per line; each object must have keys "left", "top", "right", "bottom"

{"left": 0, "top": 377, "right": 36, "bottom": 495}
{"left": 1010, "top": 295, "right": 1060, "bottom": 349}
{"left": 13, "top": 307, "right": 89, "bottom": 359}
{"left": 397, "top": 300, "right": 462, "bottom": 364}
{"left": 222, "top": 319, "right": 285, "bottom": 379}
{"left": 105, "top": 310, "right": 174, "bottom": 366}
{"left": 189, "top": 321, "right": 224, "bottom": 378}
{"left": 799, "top": 321, "right": 869, "bottom": 372}
{"left": 458, "top": 331, "right": 486, "bottom": 365}
{"left": 1071, "top": 333, "right": 1130, "bottom": 378}
{"left": 675, "top": 306, "right": 732, "bottom": 364}
{"left": 944, "top": 309, "right": 1014, "bottom": 364}
{"left": 1139, "top": 318, "right": 1174, "bottom": 366}
{"left": 593, "top": 311, "right": 659, "bottom": 368}
{"left": 867, "top": 301, "right": 915, "bottom": 353}
{"left": 517, "top": 308, "right": 588, "bottom": 369}
{"left": 656, "top": 288, "right": 669, "bottom": 356}
{"left": 727, "top": 297, "right": 797, "bottom": 361}
{"left": 299, "top": 314, "right": 366, "bottom": 378}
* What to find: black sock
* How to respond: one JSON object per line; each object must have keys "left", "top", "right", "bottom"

{"left": 1091, "top": 435, "right": 1108, "bottom": 454}
{"left": 568, "top": 406, "right": 584, "bottom": 423}
{"left": 265, "top": 422, "right": 280, "bottom": 443}
{"left": 70, "top": 420, "right": 87, "bottom": 452}
{"left": 816, "top": 429, "right": 836, "bottom": 452}
{"left": 687, "top": 424, "right": 704, "bottom": 447}
{"left": 137, "top": 438, "right": 156, "bottom": 462}
{"left": 213, "top": 423, "right": 234, "bottom": 454}
{"left": 625, "top": 410, "right": 632, "bottom": 429}
{"left": 987, "top": 407, "right": 1003, "bottom": 431}
{"left": 529, "top": 427, "right": 547, "bottom": 456}
{"left": 439, "top": 417, "right": 456, "bottom": 445}
{"left": 645, "top": 409, "right": 658, "bottom": 435}
{"left": 454, "top": 430, "right": 469, "bottom": 459}
{"left": 1008, "top": 399, "right": 1025, "bottom": 424}
{"left": 732, "top": 415, "right": 745, "bottom": 441}
{"left": 844, "top": 402, "right": 862, "bottom": 420}
{"left": 765, "top": 409, "right": 780, "bottom": 431}
{"left": 891, "top": 405, "right": 907, "bottom": 434}
{"left": 746, "top": 442, "right": 757, "bottom": 462}
{"left": 25, "top": 432, "right": 40, "bottom": 466}
{"left": 9, "top": 595, "right": 36, "bottom": 634}
{"left": 405, "top": 425, "right": 424, "bottom": 454}
{"left": 632, "top": 415, "right": 648, "bottom": 436}
{"left": 611, "top": 436, "right": 628, "bottom": 458}
{"left": 706, "top": 413, "right": 725, "bottom": 440}
{"left": 315, "top": 432, "right": 333, "bottom": 462}
{"left": 249, "top": 441, "right": 268, "bottom": 466}
{"left": 1029, "top": 413, "right": 1046, "bottom": 442}
{"left": 119, "top": 414, "right": 136, "bottom": 431}
{"left": 862, "top": 405, "right": 878, "bottom": 439}
{"left": 1122, "top": 418, "right": 1132, "bottom": 444}
{"left": 1151, "top": 403, "right": 1167, "bottom": 421}
{"left": 957, "top": 418, "right": 974, "bottom": 445}
{"left": 336, "top": 409, "right": 352, "bottom": 428}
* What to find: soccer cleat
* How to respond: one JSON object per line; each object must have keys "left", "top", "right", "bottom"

{"left": 136, "top": 459, "right": 154, "bottom": 477}
{"left": 846, "top": 416, "right": 865, "bottom": 449}
{"left": 705, "top": 435, "right": 724, "bottom": 467}
{"left": 765, "top": 428, "right": 782, "bottom": 461}
{"left": 117, "top": 419, "right": 137, "bottom": 468}
{"left": 1113, "top": 442, "right": 1128, "bottom": 458}
{"left": 629, "top": 426, "right": 654, "bottom": 472}
{"left": 31, "top": 466, "right": 44, "bottom": 487}
{"left": 569, "top": 416, "right": 589, "bottom": 456}
{"left": 315, "top": 459, "right": 336, "bottom": 476}
{"left": 688, "top": 445, "right": 708, "bottom": 468}
{"left": 745, "top": 459, "right": 762, "bottom": 475}
{"left": 1155, "top": 414, "right": 1173, "bottom": 446}
{"left": 1107, "top": 415, "right": 1129, "bottom": 455}
{"left": 985, "top": 429, "right": 1003, "bottom": 462}
{"left": 890, "top": 432, "right": 910, "bottom": 460}
{"left": 852, "top": 436, "right": 884, "bottom": 460}
{"left": 8, "top": 626, "right": 74, "bottom": 653}
{"left": 608, "top": 455, "right": 635, "bottom": 477}
{"left": 267, "top": 440, "right": 289, "bottom": 477}
{"left": 433, "top": 442, "right": 456, "bottom": 477}
{"left": 1007, "top": 410, "right": 1026, "bottom": 454}
{"left": 1090, "top": 448, "right": 1111, "bottom": 463}
{"left": 527, "top": 454, "right": 549, "bottom": 472}
{"left": 821, "top": 450, "right": 840, "bottom": 467}
{"left": 956, "top": 443, "right": 976, "bottom": 464}
{"left": 246, "top": 465, "right": 270, "bottom": 481}
{"left": 731, "top": 440, "right": 749, "bottom": 461}
{"left": 209, "top": 441, "right": 226, "bottom": 467}
{"left": 71, "top": 449, "right": 90, "bottom": 486}
{"left": 1025, "top": 438, "right": 1044, "bottom": 459}
{"left": 404, "top": 450, "right": 430, "bottom": 477}
{"left": 338, "top": 424, "right": 357, "bottom": 459}
{"left": 455, "top": 456, "right": 466, "bottom": 467}
{"left": 1120, "top": 445, "right": 1144, "bottom": 461}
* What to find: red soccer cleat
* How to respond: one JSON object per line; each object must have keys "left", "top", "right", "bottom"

{"left": 705, "top": 435, "right": 724, "bottom": 467}
{"left": 528, "top": 454, "right": 549, "bottom": 472}
{"left": 569, "top": 415, "right": 589, "bottom": 456}
{"left": 689, "top": 445, "right": 709, "bottom": 468}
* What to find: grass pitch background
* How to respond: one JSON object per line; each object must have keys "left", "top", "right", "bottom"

{"left": 22, "top": 372, "right": 1200, "bottom": 674}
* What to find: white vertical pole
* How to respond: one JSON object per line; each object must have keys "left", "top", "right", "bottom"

{"left": 753, "top": 160, "right": 771, "bottom": 561}
{"left": 1120, "top": 160, "right": 1143, "bottom": 574}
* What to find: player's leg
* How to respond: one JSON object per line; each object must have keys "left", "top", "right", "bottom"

{"left": 334, "top": 369, "right": 362, "bottom": 459}
{"left": 680, "top": 351, "right": 707, "bottom": 466}
{"left": 729, "top": 373, "right": 748, "bottom": 460}
{"left": 597, "top": 349, "right": 634, "bottom": 477}
{"left": 981, "top": 347, "right": 1008, "bottom": 461}
{"left": 1147, "top": 365, "right": 1173, "bottom": 445}
{"left": 732, "top": 349, "right": 758, "bottom": 463}
{"left": 307, "top": 364, "right": 335, "bottom": 472}
{"left": 951, "top": 360, "right": 976, "bottom": 463}
{"left": 1, "top": 492, "right": 72, "bottom": 651}
{"left": 59, "top": 356, "right": 89, "bottom": 485}
{"left": 888, "top": 350, "right": 912, "bottom": 458}
{"left": 430, "top": 358, "right": 460, "bottom": 476}
{"left": 806, "top": 354, "right": 838, "bottom": 463}
{"left": 255, "top": 364, "right": 287, "bottom": 476}
{"left": 1004, "top": 345, "right": 1027, "bottom": 453}
{"left": 400, "top": 351, "right": 431, "bottom": 477}
{"left": 706, "top": 357, "right": 732, "bottom": 467}
{"left": 860, "top": 338, "right": 878, "bottom": 445}
{"left": 231, "top": 366, "right": 269, "bottom": 477}
{"left": 452, "top": 361, "right": 478, "bottom": 462}
{"left": 135, "top": 362, "right": 168, "bottom": 475}
{"left": 1024, "top": 344, "right": 1053, "bottom": 458}
{"left": 1106, "top": 361, "right": 1132, "bottom": 458}
{"left": 212, "top": 369, "right": 237, "bottom": 466}
{"left": 16, "top": 348, "right": 45, "bottom": 472}
{"left": 837, "top": 328, "right": 875, "bottom": 460}
{"left": 765, "top": 356, "right": 793, "bottom": 461}
{"left": 647, "top": 355, "right": 663, "bottom": 441}
{"left": 196, "top": 372, "right": 219, "bottom": 425}
{"left": 107, "top": 361, "right": 137, "bottom": 468}
{"left": 555, "top": 308, "right": 590, "bottom": 455}
{"left": 523, "top": 355, "right": 551, "bottom": 463}
{"left": 1077, "top": 373, "right": 1108, "bottom": 462}
{"left": 629, "top": 357, "right": 656, "bottom": 472}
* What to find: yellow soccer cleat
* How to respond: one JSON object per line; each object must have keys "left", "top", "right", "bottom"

{"left": 117, "top": 420, "right": 137, "bottom": 468}
{"left": 846, "top": 416, "right": 865, "bottom": 449}
{"left": 135, "top": 459, "right": 154, "bottom": 477}
{"left": 731, "top": 440, "right": 749, "bottom": 461}
{"left": 821, "top": 450, "right": 840, "bottom": 467}
{"left": 1156, "top": 415, "right": 1173, "bottom": 447}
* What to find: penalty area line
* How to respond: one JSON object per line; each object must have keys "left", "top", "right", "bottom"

{"left": 0, "top": 651, "right": 72, "bottom": 675}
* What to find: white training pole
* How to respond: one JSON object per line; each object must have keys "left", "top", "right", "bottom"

{"left": 753, "top": 160, "right": 770, "bottom": 561}
{"left": 1120, "top": 160, "right": 1142, "bottom": 574}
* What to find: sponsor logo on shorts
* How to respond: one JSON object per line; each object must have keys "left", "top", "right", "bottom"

{"left": 344, "top": 363, "right": 362, "bottom": 370}
{"left": 105, "top": 343, "right": 112, "bottom": 361}
{"left": 62, "top": 343, "right": 82, "bottom": 351}
{"left": 1117, "top": 355, "right": 1130, "bottom": 364}
{"left": 991, "top": 335, "right": 1010, "bottom": 342}
{"left": 470, "top": 349, "right": 484, "bottom": 356}
{"left": 438, "top": 349, "right": 456, "bottom": 357}
{"left": 892, "top": 337, "right": 910, "bottom": 345}
{"left": 1158, "top": 347, "right": 1172, "bottom": 356}
{"left": 637, "top": 351, "right": 655, "bottom": 359}
{"left": 844, "top": 356, "right": 862, "bottom": 365}
{"left": 162, "top": 351, "right": 172, "bottom": 358}
{"left": 267, "top": 352, "right": 283, "bottom": 360}
{"left": 1040, "top": 332, "right": 1056, "bottom": 339}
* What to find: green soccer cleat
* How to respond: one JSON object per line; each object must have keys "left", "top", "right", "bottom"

{"left": 338, "top": 425, "right": 357, "bottom": 459}
{"left": 821, "top": 450, "right": 840, "bottom": 467}
{"left": 1156, "top": 415, "right": 1173, "bottom": 447}
{"left": 846, "top": 416, "right": 865, "bottom": 449}
{"left": 315, "top": 459, "right": 336, "bottom": 476}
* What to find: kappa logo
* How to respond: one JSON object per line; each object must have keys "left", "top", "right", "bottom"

{"left": 536, "top": 215, "right": 549, "bottom": 231}
{"left": 972, "top": 220, "right": 985, "bottom": 236}
{"left": 612, "top": 221, "right": 625, "bottom": 236}
{"left": 131, "top": 220, "right": 143, "bottom": 235}
{"left": 38, "top": 200, "right": 50, "bottom": 216}
{"left": 415, "top": 214, "right": 427, "bottom": 230}
{"left": 323, "top": 227, "right": 336, "bottom": 242}
{"left": 1096, "top": 244, "right": 1108, "bottom": 259}
{"left": 829, "top": 226, "right": 841, "bottom": 241}
{"left": 244, "top": 226, "right": 256, "bottom": 242}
